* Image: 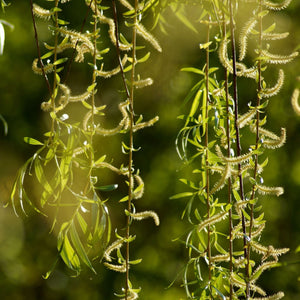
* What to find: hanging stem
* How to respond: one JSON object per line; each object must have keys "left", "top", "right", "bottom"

{"left": 112, "top": 0, "right": 131, "bottom": 99}
{"left": 63, "top": 1, "right": 93, "bottom": 84}
{"left": 111, "top": 3, "right": 135, "bottom": 296}
{"left": 246, "top": 0, "right": 263, "bottom": 297}
{"left": 49, "top": 0, "right": 60, "bottom": 140}
{"left": 29, "top": 0, "right": 52, "bottom": 97}
{"left": 222, "top": 9, "right": 233, "bottom": 299}
{"left": 83, "top": 0, "right": 98, "bottom": 196}
{"left": 91, "top": 0, "right": 97, "bottom": 131}
{"left": 229, "top": 0, "right": 248, "bottom": 273}
{"left": 125, "top": 0, "right": 138, "bottom": 294}
{"left": 204, "top": 19, "right": 212, "bottom": 298}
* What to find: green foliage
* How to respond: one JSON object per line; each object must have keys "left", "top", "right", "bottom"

{"left": 8, "top": 0, "right": 160, "bottom": 298}
{"left": 1, "top": 0, "right": 299, "bottom": 299}
{"left": 173, "top": 0, "right": 296, "bottom": 299}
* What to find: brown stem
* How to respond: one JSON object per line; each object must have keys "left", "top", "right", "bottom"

{"left": 29, "top": 0, "right": 52, "bottom": 97}
{"left": 125, "top": 0, "right": 138, "bottom": 296}
{"left": 112, "top": 1, "right": 138, "bottom": 298}
{"left": 204, "top": 19, "right": 212, "bottom": 298}
{"left": 246, "top": 0, "right": 263, "bottom": 297}
{"left": 222, "top": 9, "right": 233, "bottom": 299}
{"left": 48, "top": 0, "right": 60, "bottom": 139}
{"left": 229, "top": 0, "right": 248, "bottom": 281}
{"left": 63, "top": 1, "right": 93, "bottom": 84}
{"left": 111, "top": 0, "right": 131, "bottom": 100}
{"left": 83, "top": 0, "right": 98, "bottom": 196}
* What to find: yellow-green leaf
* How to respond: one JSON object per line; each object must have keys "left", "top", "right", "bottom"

{"left": 24, "top": 137, "right": 44, "bottom": 146}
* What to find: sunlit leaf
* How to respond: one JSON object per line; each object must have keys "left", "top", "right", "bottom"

{"left": 57, "top": 223, "right": 81, "bottom": 273}
{"left": 69, "top": 222, "right": 96, "bottom": 274}
{"left": 0, "top": 21, "right": 4, "bottom": 55}
{"left": 95, "top": 184, "right": 118, "bottom": 191}
{"left": 87, "top": 82, "right": 97, "bottom": 92}
{"left": 170, "top": 192, "right": 194, "bottom": 200}
{"left": 24, "top": 137, "right": 44, "bottom": 146}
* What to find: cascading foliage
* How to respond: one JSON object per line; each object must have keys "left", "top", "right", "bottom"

{"left": 9, "top": 0, "right": 160, "bottom": 298}
{"left": 173, "top": 0, "right": 297, "bottom": 299}
{"left": 5, "top": 0, "right": 298, "bottom": 298}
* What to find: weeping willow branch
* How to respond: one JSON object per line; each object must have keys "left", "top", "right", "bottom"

{"left": 247, "top": 1, "right": 263, "bottom": 296}
{"left": 229, "top": 0, "right": 249, "bottom": 291}
{"left": 30, "top": 0, "right": 52, "bottom": 97}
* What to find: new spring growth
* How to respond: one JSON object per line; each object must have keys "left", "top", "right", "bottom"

{"left": 215, "top": 145, "right": 255, "bottom": 165}
{"left": 133, "top": 78, "right": 154, "bottom": 89}
{"left": 260, "top": 69, "right": 285, "bottom": 98}
{"left": 237, "top": 108, "right": 257, "bottom": 128}
{"left": 261, "top": 49, "right": 298, "bottom": 65}
{"left": 133, "top": 174, "right": 144, "bottom": 199}
{"left": 250, "top": 241, "right": 289, "bottom": 262}
{"left": 197, "top": 211, "right": 228, "bottom": 232}
{"left": 104, "top": 235, "right": 135, "bottom": 262}
{"left": 249, "top": 125, "right": 286, "bottom": 149}
{"left": 256, "top": 184, "right": 284, "bottom": 197}
{"left": 239, "top": 16, "right": 257, "bottom": 61}
{"left": 32, "top": 58, "right": 54, "bottom": 75}
{"left": 121, "top": 290, "right": 139, "bottom": 300}
{"left": 96, "top": 55, "right": 128, "bottom": 78}
{"left": 57, "top": 27, "right": 95, "bottom": 54}
{"left": 291, "top": 88, "right": 300, "bottom": 115}
{"left": 233, "top": 222, "right": 265, "bottom": 240}
{"left": 249, "top": 291, "right": 284, "bottom": 300}
{"left": 125, "top": 210, "right": 160, "bottom": 226}
{"left": 210, "top": 163, "right": 231, "bottom": 194}
{"left": 104, "top": 262, "right": 127, "bottom": 273}
{"left": 55, "top": 84, "right": 93, "bottom": 111}
{"left": 32, "top": 4, "right": 55, "bottom": 20}
{"left": 263, "top": 0, "right": 292, "bottom": 11}
{"left": 230, "top": 273, "right": 266, "bottom": 296}
{"left": 133, "top": 116, "right": 159, "bottom": 132}
{"left": 94, "top": 101, "right": 130, "bottom": 135}
{"left": 219, "top": 38, "right": 258, "bottom": 79}
{"left": 250, "top": 261, "right": 278, "bottom": 283}
{"left": 234, "top": 256, "right": 255, "bottom": 268}
{"left": 104, "top": 239, "right": 125, "bottom": 262}
{"left": 210, "top": 253, "right": 230, "bottom": 263}
{"left": 86, "top": 0, "right": 131, "bottom": 51}
{"left": 118, "top": 0, "right": 162, "bottom": 52}
{"left": 45, "top": 36, "right": 91, "bottom": 63}
{"left": 262, "top": 32, "right": 289, "bottom": 41}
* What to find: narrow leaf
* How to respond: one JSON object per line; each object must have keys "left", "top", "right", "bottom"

{"left": 170, "top": 192, "right": 194, "bottom": 200}
{"left": 24, "top": 137, "right": 44, "bottom": 146}
{"left": 69, "top": 222, "right": 96, "bottom": 274}
{"left": 95, "top": 184, "right": 118, "bottom": 191}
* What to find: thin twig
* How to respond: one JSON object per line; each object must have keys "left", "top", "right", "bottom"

{"left": 62, "top": 1, "right": 93, "bottom": 84}
{"left": 29, "top": 0, "right": 52, "bottom": 97}
{"left": 111, "top": 0, "right": 131, "bottom": 100}
{"left": 111, "top": 1, "right": 137, "bottom": 299}
{"left": 222, "top": 8, "right": 233, "bottom": 299}
{"left": 229, "top": 0, "right": 248, "bottom": 269}
{"left": 246, "top": 0, "right": 263, "bottom": 297}
{"left": 204, "top": 17, "right": 212, "bottom": 299}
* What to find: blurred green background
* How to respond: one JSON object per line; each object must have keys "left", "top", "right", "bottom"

{"left": 0, "top": 1, "right": 300, "bottom": 299}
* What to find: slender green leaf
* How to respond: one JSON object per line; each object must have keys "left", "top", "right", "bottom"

{"left": 69, "top": 222, "right": 96, "bottom": 274}
{"left": 170, "top": 192, "right": 194, "bottom": 200}
{"left": 181, "top": 67, "right": 205, "bottom": 75}
{"left": 95, "top": 184, "right": 118, "bottom": 191}
{"left": 24, "top": 137, "right": 44, "bottom": 146}
{"left": 57, "top": 223, "right": 81, "bottom": 273}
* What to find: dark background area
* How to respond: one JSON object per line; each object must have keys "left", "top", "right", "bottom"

{"left": 0, "top": 1, "right": 299, "bottom": 299}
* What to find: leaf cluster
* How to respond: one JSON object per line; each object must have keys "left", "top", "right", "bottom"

{"left": 172, "top": 0, "right": 296, "bottom": 299}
